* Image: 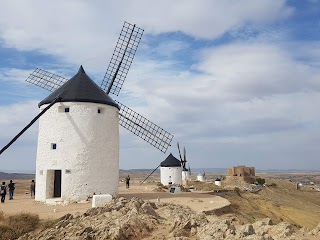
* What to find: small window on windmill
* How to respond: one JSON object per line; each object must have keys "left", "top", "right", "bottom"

{"left": 98, "top": 108, "right": 104, "bottom": 114}
{"left": 58, "top": 106, "right": 70, "bottom": 113}
{"left": 39, "top": 170, "right": 43, "bottom": 175}
{"left": 51, "top": 143, "right": 57, "bottom": 150}
{"left": 65, "top": 169, "right": 71, "bottom": 174}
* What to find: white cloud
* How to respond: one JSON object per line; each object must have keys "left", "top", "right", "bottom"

{"left": 0, "top": 68, "right": 33, "bottom": 84}
{"left": 0, "top": 0, "right": 293, "bottom": 64}
{"left": 129, "top": 0, "right": 293, "bottom": 38}
{"left": 0, "top": 100, "right": 39, "bottom": 140}
{"left": 193, "top": 42, "right": 320, "bottom": 99}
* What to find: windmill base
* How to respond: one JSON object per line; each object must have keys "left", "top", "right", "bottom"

{"left": 169, "top": 186, "right": 181, "bottom": 194}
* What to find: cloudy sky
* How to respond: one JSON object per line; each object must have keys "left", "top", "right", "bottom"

{"left": 0, "top": 0, "right": 320, "bottom": 172}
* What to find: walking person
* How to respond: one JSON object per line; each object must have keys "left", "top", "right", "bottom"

{"left": 8, "top": 180, "right": 15, "bottom": 200}
{"left": 30, "top": 180, "right": 35, "bottom": 198}
{"left": 1, "top": 182, "right": 7, "bottom": 203}
{"left": 125, "top": 175, "right": 130, "bottom": 189}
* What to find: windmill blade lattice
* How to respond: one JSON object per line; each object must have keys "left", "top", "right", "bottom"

{"left": 26, "top": 68, "right": 68, "bottom": 92}
{"left": 184, "top": 147, "right": 186, "bottom": 162}
{"left": 100, "top": 22, "right": 144, "bottom": 96}
{"left": 177, "top": 142, "right": 183, "bottom": 161}
{"left": 116, "top": 100, "right": 173, "bottom": 153}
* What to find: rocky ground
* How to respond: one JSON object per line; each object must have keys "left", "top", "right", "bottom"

{"left": 18, "top": 197, "right": 320, "bottom": 240}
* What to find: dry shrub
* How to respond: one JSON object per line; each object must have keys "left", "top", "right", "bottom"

{"left": 234, "top": 187, "right": 241, "bottom": 196}
{"left": 0, "top": 212, "right": 40, "bottom": 239}
{"left": 187, "top": 181, "right": 221, "bottom": 191}
{"left": 178, "top": 185, "right": 190, "bottom": 192}
{"left": 6, "top": 212, "right": 39, "bottom": 236}
{"left": 153, "top": 186, "right": 166, "bottom": 192}
{"left": 0, "top": 211, "right": 5, "bottom": 221}
{"left": 0, "top": 224, "right": 17, "bottom": 240}
{"left": 156, "top": 182, "right": 169, "bottom": 189}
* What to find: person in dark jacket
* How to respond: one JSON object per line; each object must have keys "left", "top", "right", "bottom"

{"left": 1, "top": 182, "right": 7, "bottom": 203}
{"left": 8, "top": 180, "right": 15, "bottom": 200}
{"left": 30, "top": 180, "right": 35, "bottom": 198}
{"left": 125, "top": 175, "right": 130, "bottom": 189}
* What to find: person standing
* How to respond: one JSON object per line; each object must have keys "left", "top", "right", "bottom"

{"left": 30, "top": 180, "right": 35, "bottom": 198}
{"left": 8, "top": 180, "right": 15, "bottom": 200}
{"left": 1, "top": 182, "right": 7, "bottom": 203}
{"left": 125, "top": 175, "right": 130, "bottom": 189}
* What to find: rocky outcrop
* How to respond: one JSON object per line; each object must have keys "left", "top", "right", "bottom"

{"left": 18, "top": 197, "right": 320, "bottom": 240}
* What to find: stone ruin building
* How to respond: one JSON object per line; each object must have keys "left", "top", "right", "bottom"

{"left": 224, "top": 165, "right": 256, "bottom": 187}
{"left": 227, "top": 165, "right": 255, "bottom": 178}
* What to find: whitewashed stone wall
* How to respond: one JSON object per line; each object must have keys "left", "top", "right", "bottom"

{"left": 182, "top": 170, "right": 190, "bottom": 182}
{"left": 197, "top": 174, "right": 205, "bottom": 182}
{"left": 35, "top": 102, "right": 119, "bottom": 203}
{"left": 215, "top": 180, "right": 222, "bottom": 186}
{"left": 160, "top": 167, "right": 182, "bottom": 186}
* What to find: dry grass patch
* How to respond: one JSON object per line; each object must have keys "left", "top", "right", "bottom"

{"left": 0, "top": 211, "right": 4, "bottom": 221}
{"left": 0, "top": 225, "right": 17, "bottom": 240}
{"left": 0, "top": 212, "right": 39, "bottom": 240}
{"left": 187, "top": 180, "right": 222, "bottom": 191}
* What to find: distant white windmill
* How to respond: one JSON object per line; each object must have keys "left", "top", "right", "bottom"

{"left": 160, "top": 153, "right": 182, "bottom": 186}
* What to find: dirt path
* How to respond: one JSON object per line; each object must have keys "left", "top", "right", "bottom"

{"left": 0, "top": 182, "right": 230, "bottom": 219}
{"left": 0, "top": 193, "right": 91, "bottom": 219}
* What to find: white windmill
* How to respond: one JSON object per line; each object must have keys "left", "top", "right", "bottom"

{"left": 160, "top": 153, "right": 182, "bottom": 186}
{"left": 0, "top": 22, "right": 174, "bottom": 203}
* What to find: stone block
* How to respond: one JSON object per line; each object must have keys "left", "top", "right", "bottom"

{"left": 92, "top": 194, "right": 112, "bottom": 208}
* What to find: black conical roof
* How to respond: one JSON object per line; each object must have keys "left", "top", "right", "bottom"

{"left": 160, "top": 153, "right": 181, "bottom": 167}
{"left": 38, "top": 66, "right": 119, "bottom": 109}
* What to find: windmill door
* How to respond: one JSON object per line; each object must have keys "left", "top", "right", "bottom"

{"left": 53, "top": 170, "right": 61, "bottom": 197}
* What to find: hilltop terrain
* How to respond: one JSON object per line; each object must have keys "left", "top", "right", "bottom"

{"left": 15, "top": 197, "right": 320, "bottom": 239}
{"left": 0, "top": 172, "right": 34, "bottom": 180}
{"left": 0, "top": 171, "right": 319, "bottom": 239}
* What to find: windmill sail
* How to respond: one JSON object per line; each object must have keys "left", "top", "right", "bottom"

{"left": 26, "top": 68, "right": 68, "bottom": 92}
{"left": 25, "top": 68, "right": 173, "bottom": 153}
{"left": 183, "top": 147, "right": 187, "bottom": 170}
{"left": 178, "top": 142, "right": 188, "bottom": 169}
{"left": 116, "top": 101, "right": 173, "bottom": 153}
{"left": 100, "top": 22, "right": 144, "bottom": 96}
{"left": 177, "top": 142, "right": 183, "bottom": 161}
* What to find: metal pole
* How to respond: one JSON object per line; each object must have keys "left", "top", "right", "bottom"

{"left": 0, "top": 97, "right": 61, "bottom": 156}
{"left": 140, "top": 164, "right": 160, "bottom": 185}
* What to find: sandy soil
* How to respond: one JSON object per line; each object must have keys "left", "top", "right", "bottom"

{"left": 119, "top": 184, "right": 230, "bottom": 213}
{"left": 0, "top": 181, "right": 230, "bottom": 219}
